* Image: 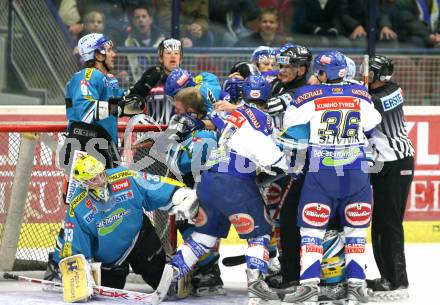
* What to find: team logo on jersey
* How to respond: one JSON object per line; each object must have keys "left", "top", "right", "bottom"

{"left": 302, "top": 203, "right": 331, "bottom": 227}
{"left": 250, "top": 90, "right": 261, "bottom": 99}
{"left": 345, "top": 202, "right": 371, "bottom": 226}
{"left": 319, "top": 147, "right": 361, "bottom": 167}
{"left": 69, "top": 191, "right": 88, "bottom": 217}
{"left": 111, "top": 178, "right": 130, "bottom": 192}
{"left": 97, "top": 208, "right": 130, "bottom": 235}
{"left": 229, "top": 213, "right": 255, "bottom": 234}
{"left": 331, "top": 87, "right": 344, "bottom": 94}
{"left": 244, "top": 108, "right": 261, "bottom": 129}
{"left": 85, "top": 199, "right": 96, "bottom": 212}
{"left": 83, "top": 210, "right": 95, "bottom": 224}
{"left": 262, "top": 183, "right": 282, "bottom": 205}
{"left": 113, "top": 190, "right": 133, "bottom": 203}
{"left": 193, "top": 207, "right": 208, "bottom": 227}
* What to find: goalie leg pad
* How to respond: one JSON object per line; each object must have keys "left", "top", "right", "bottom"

{"left": 59, "top": 254, "right": 94, "bottom": 303}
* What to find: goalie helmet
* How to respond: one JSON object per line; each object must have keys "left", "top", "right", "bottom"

{"left": 276, "top": 45, "right": 312, "bottom": 68}
{"left": 73, "top": 154, "right": 105, "bottom": 183}
{"left": 77, "top": 33, "right": 113, "bottom": 62}
{"left": 158, "top": 38, "right": 183, "bottom": 57}
{"left": 313, "top": 50, "right": 347, "bottom": 81}
{"left": 242, "top": 75, "right": 271, "bottom": 103}
{"left": 369, "top": 55, "right": 394, "bottom": 82}
{"left": 165, "top": 68, "right": 196, "bottom": 97}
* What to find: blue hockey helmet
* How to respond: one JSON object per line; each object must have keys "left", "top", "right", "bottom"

{"left": 242, "top": 75, "right": 271, "bottom": 103}
{"left": 274, "top": 43, "right": 295, "bottom": 57}
{"left": 223, "top": 77, "right": 244, "bottom": 102}
{"left": 165, "top": 68, "right": 196, "bottom": 97}
{"left": 250, "top": 46, "right": 275, "bottom": 64}
{"left": 313, "top": 51, "right": 347, "bottom": 81}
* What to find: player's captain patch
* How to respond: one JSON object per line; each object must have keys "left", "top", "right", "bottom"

{"left": 229, "top": 213, "right": 255, "bottom": 234}
{"left": 111, "top": 178, "right": 130, "bottom": 192}
{"left": 344, "top": 202, "right": 371, "bottom": 226}
{"left": 302, "top": 203, "right": 331, "bottom": 227}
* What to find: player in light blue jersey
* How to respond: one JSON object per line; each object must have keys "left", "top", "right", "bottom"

{"left": 281, "top": 51, "right": 382, "bottom": 305}
{"left": 53, "top": 154, "right": 198, "bottom": 291}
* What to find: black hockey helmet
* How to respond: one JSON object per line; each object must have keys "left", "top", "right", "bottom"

{"left": 276, "top": 45, "right": 312, "bottom": 69}
{"left": 369, "top": 55, "right": 394, "bottom": 82}
{"left": 229, "top": 61, "right": 260, "bottom": 78}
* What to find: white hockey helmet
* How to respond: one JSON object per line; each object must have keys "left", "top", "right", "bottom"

{"left": 77, "top": 33, "right": 113, "bottom": 62}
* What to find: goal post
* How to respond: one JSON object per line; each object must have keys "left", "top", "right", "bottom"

{"left": 0, "top": 122, "right": 176, "bottom": 271}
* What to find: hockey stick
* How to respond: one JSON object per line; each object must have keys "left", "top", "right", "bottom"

{"left": 363, "top": 54, "right": 369, "bottom": 90}
{"left": 222, "top": 177, "right": 294, "bottom": 267}
{"left": 3, "top": 272, "right": 154, "bottom": 303}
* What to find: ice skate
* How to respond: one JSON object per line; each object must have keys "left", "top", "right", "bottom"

{"left": 318, "top": 282, "right": 347, "bottom": 304}
{"left": 191, "top": 259, "right": 225, "bottom": 296}
{"left": 247, "top": 268, "right": 280, "bottom": 305}
{"left": 366, "top": 278, "right": 409, "bottom": 301}
{"left": 43, "top": 252, "right": 61, "bottom": 282}
{"left": 345, "top": 281, "right": 368, "bottom": 304}
{"left": 281, "top": 282, "right": 319, "bottom": 305}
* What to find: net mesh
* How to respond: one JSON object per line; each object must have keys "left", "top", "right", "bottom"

{"left": 0, "top": 124, "right": 175, "bottom": 270}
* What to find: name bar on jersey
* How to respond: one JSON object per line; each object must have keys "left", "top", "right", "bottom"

{"left": 314, "top": 96, "right": 361, "bottom": 111}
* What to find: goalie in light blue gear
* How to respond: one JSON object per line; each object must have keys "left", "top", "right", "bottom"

{"left": 153, "top": 75, "right": 289, "bottom": 305}
{"left": 52, "top": 154, "right": 199, "bottom": 293}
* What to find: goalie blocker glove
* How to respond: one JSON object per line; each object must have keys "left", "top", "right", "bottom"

{"left": 108, "top": 94, "right": 146, "bottom": 117}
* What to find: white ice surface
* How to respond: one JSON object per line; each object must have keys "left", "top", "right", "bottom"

{"left": 0, "top": 244, "right": 438, "bottom": 305}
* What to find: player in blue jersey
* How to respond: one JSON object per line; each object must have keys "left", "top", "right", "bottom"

{"left": 280, "top": 51, "right": 382, "bottom": 305}
{"left": 53, "top": 153, "right": 199, "bottom": 294}
{"left": 152, "top": 75, "right": 290, "bottom": 305}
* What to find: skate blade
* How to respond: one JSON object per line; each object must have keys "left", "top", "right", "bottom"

{"left": 367, "top": 288, "right": 409, "bottom": 302}
{"left": 194, "top": 286, "right": 226, "bottom": 297}
{"left": 249, "top": 298, "right": 281, "bottom": 305}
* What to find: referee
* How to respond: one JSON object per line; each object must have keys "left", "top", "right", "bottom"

{"left": 367, "top": 55, "right": 414, "bottom": 299}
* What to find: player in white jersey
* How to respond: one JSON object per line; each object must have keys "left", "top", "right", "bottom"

{"left": 280, "top": 50, "right": 381, "bottom": 305}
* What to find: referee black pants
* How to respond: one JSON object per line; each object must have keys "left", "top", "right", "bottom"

{"left": 370, "top": 156, "right": 414, "bottom": 288}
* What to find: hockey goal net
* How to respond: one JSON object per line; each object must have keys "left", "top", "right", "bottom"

{"left": 0, "top": 122, "right": 176, "bottom": 271}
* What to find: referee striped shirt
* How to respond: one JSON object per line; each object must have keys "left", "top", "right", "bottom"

{"left": 370, "top": 82, "right": 415, "bottom": 162}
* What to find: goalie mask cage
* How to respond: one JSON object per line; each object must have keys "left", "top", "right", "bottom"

{"left": 0, "top": 123, "right": 176, "bottom": 271}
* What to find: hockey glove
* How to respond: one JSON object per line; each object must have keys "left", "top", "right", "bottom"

{"left": 130, "top": 65, "right": 165, "bottom": 97}
{"left": 169, "top": 187, "right": 199, "bottom": 222}
{"left": 266, "top": 93, "right": 292, "bottom": 115}
{"left": 119, "top": 94, "right": 146, "bottom": 116}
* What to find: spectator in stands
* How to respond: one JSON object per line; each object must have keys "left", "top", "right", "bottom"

{"left": 341, "top": 0, "right": 399, "bottom": 48}
{"left": 183, "top": 19, "right": 215, "bottom": 47}
{"left": 124, "top": 5, "right": 165, "bottom": 81}
{"left": 395, "top": 0, "right": 440, "bottom": 48}
{"left": 81, "top": 10, "right": 105, "bottom": 36}
{"left": 292, "top": 0, "right": 351, "bottom": 47}
{"left": 57, "top": 0, "right": 83, "bottom": 41}
{"left": 125, "top": 5, "right": 165, "bottom": 48}
{"left": 209, "top": 0, "right": 260, "bottom": 46}
{"left": 156, "top": 0, "right": 209, "bottom": 47}
{"left": 258, "top": 0, "right": 295, "bottom": 38}
{"left": 234, "top": 7, "right": 285, "bottom": 47}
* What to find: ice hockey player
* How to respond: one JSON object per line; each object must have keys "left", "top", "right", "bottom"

{"left": 128, "top": 38, "right": 183, "bottom": 123}
{"left": 280, "top": 50, "right": 382, "bottom": 304}
{"left": 166, "top": 87, "right": 224, "bottom": 296}
{"left": 366, "top": 55, "right": 413, "bottom": 301}
{"left": 152, "top": 75, "right": 288, "bottom": 305}
{"left": 250, "top": 46, "right": 278, "bottom": 83}
{"left": 53, "top": 153, "right": 199, "bottom": 302}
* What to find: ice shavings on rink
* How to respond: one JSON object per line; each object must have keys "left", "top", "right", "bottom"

{"left": 0, "top": 244, "right": 439, "bottom": 305}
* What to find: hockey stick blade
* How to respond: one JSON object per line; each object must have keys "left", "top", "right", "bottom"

{"left": 222, "top": 251, "right": 277, "bottom": 267}
{"left": 3, "top": 272, "right": 154, "bottom": 303}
